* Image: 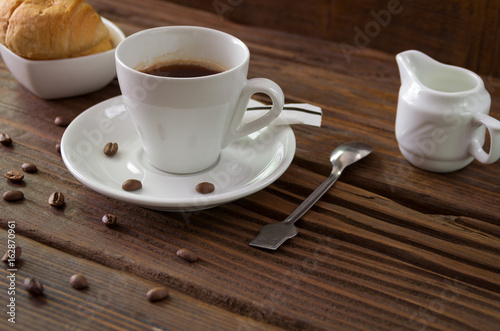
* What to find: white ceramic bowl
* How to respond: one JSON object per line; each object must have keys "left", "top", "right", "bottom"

{"left": 0, "top": 18, "right": 125, "bottom": 99}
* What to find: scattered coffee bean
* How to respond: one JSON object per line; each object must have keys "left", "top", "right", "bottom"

{"left": 54, "top": 116, "right": 71, "bottom": 127}
{"left": 48, "top": 191, "right": 65, "bottom": 207}
{"left": 4, "top": 170, "right": 24, "bottom": 182}
{"left": 122, "top": 179, "right": 142, "bottom": 191}
{"left": 69, "top": 273, "right": 89, "bottom": 290}
{"left": 195, "top": 182, "right": 215, "bottom": 194}
{"left": 176, "top": 248, "right": 197, "bottom": 263}
{"left": 24, "top": 277, "right": 44, "bottom": 296}
{"left": 3, "top": 190, "right": 24, "bottom": 202}
{"left": 0, "top": 132, "right": 12, "bottom": 145}
{"left": 103, "top": 142, "right": 118, "bottom": 156}
{"left": 2, "top": 246, "right": 22, "bottom": 262}
{"left": 146, "top": 287, "right": 169, "bottom": 302}
{"left": 21, "top": 163, "right": 38, "bottom": 173}
{"left": 55, "top": 143, "right": 61, "bottom": 154}
{"left": 101, "top": 214, "right": 117, "bottom": 227}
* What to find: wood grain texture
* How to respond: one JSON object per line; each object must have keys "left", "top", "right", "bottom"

{"left": 0, "top": 230, "right": 282, "bottom": 330}
{"left": 0, "top": 0, "right": 499, "bottom": 330}
{"left": 166, "top": 0, "right": 500, "bottom": 76}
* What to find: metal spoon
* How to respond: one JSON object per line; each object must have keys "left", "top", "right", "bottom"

{"left": 249, "top": 142, "right": 372, "bottom": 250}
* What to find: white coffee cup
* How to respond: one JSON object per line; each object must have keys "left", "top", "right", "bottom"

{"left": 115, "top": 26, "right": 284, "bottom": 174}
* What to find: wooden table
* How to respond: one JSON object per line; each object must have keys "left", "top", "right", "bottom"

{"left": 1, "top": 1, "right": 499, "bottom": 330}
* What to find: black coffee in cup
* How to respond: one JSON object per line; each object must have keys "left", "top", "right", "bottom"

{"left": 139, "top": 60, "right": 225, "bottom": 78}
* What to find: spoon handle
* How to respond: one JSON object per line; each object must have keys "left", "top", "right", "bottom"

{"left": 283, "top": 167, "right": 342, "bottom": 225}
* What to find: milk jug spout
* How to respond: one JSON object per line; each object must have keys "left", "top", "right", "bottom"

{"left": 395, "top": 50, "right": 421, "bottom": 88}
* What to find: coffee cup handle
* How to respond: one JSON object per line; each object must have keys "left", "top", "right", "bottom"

{"left": 468, "top": 113, "right": 500, "bottom": 164}
{"left": 222, "top": 78, "right": 284, "bottom": 148}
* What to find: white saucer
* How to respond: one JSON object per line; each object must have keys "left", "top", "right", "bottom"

{"left": 61, "top": 96, "right": 296, "bottom": 211}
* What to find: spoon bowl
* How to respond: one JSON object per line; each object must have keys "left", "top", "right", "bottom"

{"left": 331, "top": 141, "right": 373, "bottom": 168}
{"left": 249, "top": 142, "right": 372, "bottom": 250}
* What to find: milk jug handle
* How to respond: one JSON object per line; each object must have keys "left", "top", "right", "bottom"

{"left": 468, "top": 113, "right": 500, "bottom": 164}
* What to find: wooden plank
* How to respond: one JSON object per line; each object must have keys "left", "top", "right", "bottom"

{"left": 0, "top": 230, "right": 283, "bottom": 330}
{"left": 163, "top": 0, "right": 500, "bottom": 76}
{"left": 0, "top": 155, "right": 499, "bottom": 329}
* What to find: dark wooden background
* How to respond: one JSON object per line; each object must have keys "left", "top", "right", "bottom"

{"left": 168, "top": 0, "right": 500, "bottom": 77}
{"left": 0, "top": 0, "right": 499, "bottom": 330}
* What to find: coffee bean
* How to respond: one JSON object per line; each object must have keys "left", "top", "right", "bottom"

{"left": 21, "top": 163, "right": 38, "bottom": 173}
{"left": 48, "top": 192, "right": 65, "bottom": 207}
{"left": 4, "top": 170, "right": 24, "bottom": 182}
{"left": 122, "top": 179, "right": 142, "bottom": 191}
{"left": 101, "top": 214, "right": 117, "bottom": 227}
{"left": 69, "top": 273, "right": 89, "bottom": 290}
{"left": 146, "top": 287, "right": 169, "bottom": 302}
{"left": 24, "top": 277, "right": 44, "bottom": 296}
{"left": 195, "top": 182, "right": 215, "bottom": 194}
{"left": 176, "top": 248, "right": 197, "bottom": 262}
{"left": 2, "top": 246, "right": 22, "bottom": 262}
{"left": 55, "top": 143, "right": 61, "bottom": 154}
{"left": 54, "top": 116, "right": 71, "bottom": 127}
{"left": 3, "top": 190, "right": 24, "bottom": 202}
{"left": 0, "top": 132, "right": 12, "bottom": 146}
{"left": 103, "top": 142, "right": 118, "bottom": 156}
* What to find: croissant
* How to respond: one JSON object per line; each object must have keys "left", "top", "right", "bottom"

{"left": 0, "top": 0, "right": 112, "bottom": 60}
